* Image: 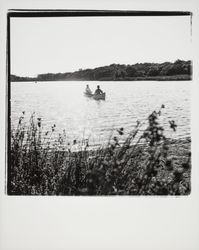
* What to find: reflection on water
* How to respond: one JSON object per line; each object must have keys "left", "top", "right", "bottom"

{"left": 11, "top": 81, "right": 190, "bottom": 146}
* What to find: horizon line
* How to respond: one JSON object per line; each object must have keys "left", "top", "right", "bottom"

{"left": 11, "top": 59, "right": 191, "bottom": 78}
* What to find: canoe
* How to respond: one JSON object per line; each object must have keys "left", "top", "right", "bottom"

{"left": 84, "top": 92, "right": 106, "bottom": 100}
{"left": 84, "top": 91, "right": 106, "bottom": 100}
{"left": 93, "top": 92, "right": 106, "bottom": 100}
{"left": 84, "top": 92, "right": 93, "bottom": 97}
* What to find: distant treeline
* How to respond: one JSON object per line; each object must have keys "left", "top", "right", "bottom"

{"left": 11, "top": 59, "right": 192, "bottom": 82}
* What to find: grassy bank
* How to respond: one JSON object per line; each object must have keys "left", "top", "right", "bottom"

{"left": 9, "top": 106, "right": 191, "bottom": 195}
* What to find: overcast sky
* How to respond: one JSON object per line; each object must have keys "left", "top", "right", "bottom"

{"left": 11, "top": 16, "right": 191, "bottom": 77}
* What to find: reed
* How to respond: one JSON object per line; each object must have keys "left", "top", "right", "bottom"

{"left": 9, "top": 105, "right": 191, "bottom": 195}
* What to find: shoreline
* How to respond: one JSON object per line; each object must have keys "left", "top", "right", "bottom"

{"left": 9, "top": 108, "right": 191, "bottom": 195}
{"left": 9, "top": 135, "right": 191, "bottom": 195}
{"left": 58, "top": 136, "right": 191, "bottom": 154}
{"left": 11, "top": 74, "right": 191, "bottom": 82}
{"left": 10, "top": 59, "right": 192, "bottom": 82}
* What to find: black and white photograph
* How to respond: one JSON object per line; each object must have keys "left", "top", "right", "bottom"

{"left": 8, "top": 10, "right": 192, "bottom": 196}
{"left": 1, "top": 1, "right": 199, "bottom": 250}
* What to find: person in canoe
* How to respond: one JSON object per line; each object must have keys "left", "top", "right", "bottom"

{"left": 85, "top": 84, "right": 92, "bottom": 95}
{"left": 94, "top": 85, "right": 103, "bottom": 95}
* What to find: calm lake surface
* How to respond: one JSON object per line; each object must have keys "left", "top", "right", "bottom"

{"left": 11, "top": 81, "right": 190, "bottom": 147}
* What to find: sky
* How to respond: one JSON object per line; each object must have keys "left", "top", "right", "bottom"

{"left": 11, "top": 16, "right": 192, "bottom": 77}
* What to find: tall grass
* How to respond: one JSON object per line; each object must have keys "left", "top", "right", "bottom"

{"left": 9, "top": 105, "right": 191, "bottom": 195}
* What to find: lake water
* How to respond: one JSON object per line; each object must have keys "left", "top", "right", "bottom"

{"left": 11, "top": 81, "right": 190, "bottom": 148}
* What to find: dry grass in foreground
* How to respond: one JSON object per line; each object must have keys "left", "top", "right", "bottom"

{"left": 9, "top": 105, "right": 191, "bottom": 195}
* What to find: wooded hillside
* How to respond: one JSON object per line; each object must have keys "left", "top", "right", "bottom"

{"left": 11, "top": 60, "right": 192, "bottom": 82}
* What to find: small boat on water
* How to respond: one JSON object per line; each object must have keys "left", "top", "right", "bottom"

{"left": 84, "top": 92, "right": 93, "bottom": 97}
{"left": 93, "top": 92, "right": 106, "bottom": 100}
{"left": 84, "top": 92, "right": 106, "bottom": 100}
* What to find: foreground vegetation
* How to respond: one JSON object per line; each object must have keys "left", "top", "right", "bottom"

{"left": 11, "top": 59, "right": 191, "bottom": 82}
{"left": 9, "top": 106, "right": 191, "bottom": 195}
